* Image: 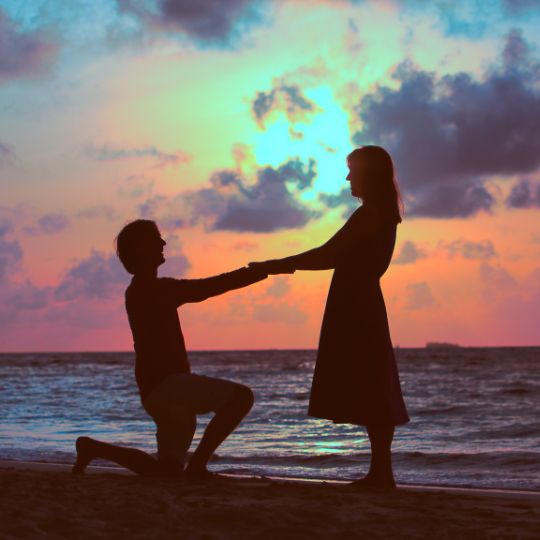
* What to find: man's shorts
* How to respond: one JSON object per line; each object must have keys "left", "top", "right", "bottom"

{"left": 142, "top": 373, "right": 238, "bottom": 466}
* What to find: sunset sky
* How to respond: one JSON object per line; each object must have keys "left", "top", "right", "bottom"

{"left": 1, "top": 0, "right": 539, "bottom": 351}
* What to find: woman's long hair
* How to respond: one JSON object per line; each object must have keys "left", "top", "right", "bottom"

{"left": 347, "top": 145, "right": 403, "bottom": 224}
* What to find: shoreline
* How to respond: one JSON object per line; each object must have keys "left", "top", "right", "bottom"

{"left": 1, "top": 459, "right": 539, "bottom": 500}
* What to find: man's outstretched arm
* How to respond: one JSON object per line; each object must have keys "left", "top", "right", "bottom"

{"left": 165, "top": 267, "right": 268, "bottom": 306}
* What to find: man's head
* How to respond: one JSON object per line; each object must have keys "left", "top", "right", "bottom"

{"left": 115, "top": 219, "right": 166, "bottom": 275}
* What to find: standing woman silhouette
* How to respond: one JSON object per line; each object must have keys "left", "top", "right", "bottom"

{"left": 250, "top": 145, "right": 409, "bottom": 489}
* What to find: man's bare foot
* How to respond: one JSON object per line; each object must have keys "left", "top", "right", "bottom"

{"left": 347, "top": 475, "right": 396, "bottom": 490}
{"left": 184, "top": 466, "right": 225, "bottom": 481}
{"left": 72, "top": 436, "right": 94, "bottom": 475}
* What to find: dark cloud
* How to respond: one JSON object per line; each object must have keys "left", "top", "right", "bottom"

{"left": 140, "top": 157, "right": 319, "bottom": 233}
{"left": 7, "top": 280, "right": 51, "bottom": 310}
{"left": 54, "top": 251, "right": 130, "bottom": 302}
{"left": 117, "top": 0, "right": 269, "bottom": 48}
{"left": 318, "top": 187, "right": 358, "bottom": 218}
{"left": 394, "top": 241, "right": 426, "bottom": 264}
{"left": 405, "top": 184, "right": 495, "bottom": 219}
{"left": 0, "top": 218, "right": 22, "bottom": 284}
{"left": 353, "top": 30, "right": 540, "bottom": 218}
{"left": 0, "top": 9, "right": 57, "bottom": 81}
{"left": 443, "top": 239, "right": 497, "bottom": 260}
{"left": 86, "top": 144, "right": 190, "bottom": 168}
{"left": 505, "top": 180, "right": 540, "bottom": 208}
{"left": 24, "top": 213, "right": 70, "bottom": 236}
{"left": 212, "top": 159, "right": 318, "bottom": 232}
{"left": 252, "top": 83, "right": 317, "bottom": 127}
{"left": 404, "top": 282, "right": 437, "bottom": 310}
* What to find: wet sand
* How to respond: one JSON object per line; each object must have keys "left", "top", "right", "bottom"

{"left": 1, "top": 462, "right": 539, "bottom": 539}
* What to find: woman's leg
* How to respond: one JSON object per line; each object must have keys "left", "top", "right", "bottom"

{"left": 72, "top": 436, "right": 170, "bottom": 477}
{"left": 350, "top": 424, "right": 396, "bottom": 488}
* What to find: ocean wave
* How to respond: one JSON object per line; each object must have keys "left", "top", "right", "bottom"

{"left": 211, "top": 451, "right": 540, "bottom": 469}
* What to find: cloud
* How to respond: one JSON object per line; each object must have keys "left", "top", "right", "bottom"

{"left": 394, "top": 241, "right": 426, "bottom": 264}
{"left": 86, "top": 144, "right": 190, "bottom": 168}
{"left": 501, "top": 0, "right": 540, "bottom": 14}
{"left": 231, "top": 240, "right": 259, "bottom": 251}
{"left": 479, "top": 261, "right": 516, "bottom": 288}
{"left": 23, "top": 213, "right": 70, "bottom": 236}
{"left": 54, "top": 251, "right": 130, "bottom": 302}
{"left": 252, "top": 301, "right": 308, "bottom": 325}
{"left": 159, "top": 253, "right": 190, "bottom": 277}
{"left": 264, "top": 276, "right": 290, "bottom": 298}
{"left": 6, "top": 280, "right": 51, "bottom": 310}
{"left": 252, "top": 82, "right": 318, "bottom": 128}
{"left": 442, "top": 239, "right": 497, "bottom": 260}
{"left": 479, "top": 261, "right": 517, "bottom": 302}
{"left": 77, "top": 205, "right": 119, "bottom": 221}
{"left": 54, "top": 246, "right": 190, "bottom": 302}
{"left": 0, "top": 218, "right": 23, "bottom": 284}
{"left": 140, "top": 157, "right": 319, "bottom": 232}
{"left": 119, "top": 174, "right": 155, "bottom": 200}
{"left": 117, "top": 0, "right": 270, "bottom": 48}
{"left": 0, "top": 141, "right": 15, "bottom": 163}
{"left": 505, "top": 180, "right": 540, "bottom": 208}
{"left": 318, "top": 187, "right": 358, "bottom": 218}
{"left": 0, "top": 9, "right": 57, "bottom": 81}
{"left": 353, "top": 30, "right": 540, "bottom": 218}
{"left": 404, "top": 282, "right": 437, "bottom": 310}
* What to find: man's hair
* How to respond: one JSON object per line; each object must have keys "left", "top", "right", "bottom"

{"left": 115, "top": 219, "right": 159, "bottom": 274}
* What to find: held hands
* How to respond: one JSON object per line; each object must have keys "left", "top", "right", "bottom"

{"left": 248, "top": 260, "right": 295, "bottom": 275}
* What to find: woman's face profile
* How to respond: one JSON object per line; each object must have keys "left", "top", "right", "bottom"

{"left": 346, "top": 157, "right": 368, "bottom": 199}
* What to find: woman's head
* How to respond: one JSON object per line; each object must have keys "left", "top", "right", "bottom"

{"left": 346, "top": 145, "right": 402, "bottom": 223}
{"left": 115, "top": 219, "right": 166, "bottom": 274}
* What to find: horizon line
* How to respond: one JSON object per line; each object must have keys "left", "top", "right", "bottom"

{"left": 1, "top": 344, "right": 539, "bottom": 355}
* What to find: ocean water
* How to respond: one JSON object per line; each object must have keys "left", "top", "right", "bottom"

{"left": 0, "top": 348, "right": 539, "bottom": 490}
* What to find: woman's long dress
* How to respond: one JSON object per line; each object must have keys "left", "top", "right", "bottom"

{"left": 307, "top": 206, "right": 409, "bottom": 426}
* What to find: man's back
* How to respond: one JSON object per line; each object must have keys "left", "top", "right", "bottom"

{"left": 125, "top": 276, "right": 190, "bottom": 401}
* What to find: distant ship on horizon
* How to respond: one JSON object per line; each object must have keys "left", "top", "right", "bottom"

{"left": 425, "top": 341, "right": 462, "bottom": 349}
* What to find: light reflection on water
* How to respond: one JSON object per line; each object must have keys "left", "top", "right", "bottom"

{"left": 0, "top": 347, "right": 539, "bottom": 489}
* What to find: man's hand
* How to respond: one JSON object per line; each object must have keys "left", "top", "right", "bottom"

{"left": 248, "top": 260, "right": 295, "bottom": 275}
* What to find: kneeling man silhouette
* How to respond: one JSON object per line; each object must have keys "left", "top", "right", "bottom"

{"left": 73, "top": 219, "right": 269, "bottom": 479}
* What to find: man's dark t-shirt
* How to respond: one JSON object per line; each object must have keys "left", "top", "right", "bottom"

{"left": 125, "top": 268, "right": 265, "bottom": 401}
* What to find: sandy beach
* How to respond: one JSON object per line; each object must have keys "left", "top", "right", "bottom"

{"left": 1, "top": 464, "right": 539, "bottom": 539}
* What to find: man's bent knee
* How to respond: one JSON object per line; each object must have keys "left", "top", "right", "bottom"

{"left": 232, "top": 384, "right": 254, "bottom": 411}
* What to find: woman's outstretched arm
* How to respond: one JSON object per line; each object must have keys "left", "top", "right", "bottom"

{"left": 250, "top": 207, "right": 378, "bottom": 273}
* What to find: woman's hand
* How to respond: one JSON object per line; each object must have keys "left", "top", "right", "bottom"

{"left": 248, "top": 260, "right": 295, "bottom": 274}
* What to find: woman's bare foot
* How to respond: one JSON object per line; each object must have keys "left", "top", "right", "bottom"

{"left": 72, "top": 436, "right": 94, "bottom": 474}
{"left": 347, "top": 475, "right": 396, "bottom": 490}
